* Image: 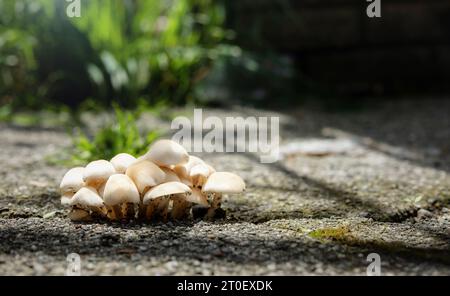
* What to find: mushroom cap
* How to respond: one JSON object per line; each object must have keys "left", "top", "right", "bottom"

{"left": 186, "top": 188, "right": 209, "bottom": 206}
{"left": 103, "top": 174, "right": 140, "bottom": 206}
{"left": 61, "top": 192, "right": 73, "bottom": 206}
{"left": 143, "top": 181, "right": 191, "bottom": 205}
{"left": 202, "top": 172, "right": 246, "bottom": 194}
{"left": 161, "top": 167, "right": 181, "bottom": 183}
{"left": 110, "top": 153, "right": 136, "bottom": 174}
{"left": 98, "top": 182, "right": 106, "bottom": 198}
{"left": 125, "top": 160, "right": 166, "bottom": 194}
{"left": 142, "top": 139, "right": 189, "bottom": 167}
{"left": 60, "top": 167, "right": 85, "bottom": 194}
{"left": 83, "top": 160, "right": 115, "bottom": 186}
{"left": 135, "top": 155, "right": 146, "bottom": 163}
{"left": 70, "top": 187, "right": 104, "bottom": 208}
{"left": 189, "top": 163, "right": 211, "bottom": 179}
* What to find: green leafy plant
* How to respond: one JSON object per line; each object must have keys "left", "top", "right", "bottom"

{"left": 0, "top": 103, "right": 12, "bottom": 121}
{"left": 70, "top": 105, "right": 160, "bottom": 164}
{"left": 74, "top": 0, "right": 236, "bottom": 106}
{"left": 1, "top": 0, "right": 237, "bottom": 110}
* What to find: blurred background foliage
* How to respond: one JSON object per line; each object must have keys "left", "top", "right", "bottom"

{"left": 1, "top": 0, "right": 446, "bottom": 163}
{"left": 0, "top": 0, "right": 297, "bottom": 113}
{"left": 0, "top": 0, "right": 298, "bottom": 163}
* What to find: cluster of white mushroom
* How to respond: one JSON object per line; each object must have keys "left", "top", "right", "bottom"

{"left": 60, "top": 139, "right": 246, "bottom": 222}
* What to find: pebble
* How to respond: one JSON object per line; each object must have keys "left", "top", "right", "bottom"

{"left": 416, "top": 209, "right": 433, "bottom": 220}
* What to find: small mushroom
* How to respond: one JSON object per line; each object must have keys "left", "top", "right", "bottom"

{"left": 83, "top": 160, "right": 115, "bottom": 188}
{"left": 202, "top": 172, "right": 246, "bottom": 219}
{"left": 103, "top": 174, "right": 140, "bottom": 220}
{"left": 110, "top": 153, "right": 137, "bottom": 174}
{"left": 125, "top": 160, "right": 166, "bottom": 195}
{"left": 60, "top": 167, "right": 85, "bottom": 196}
{"left": 142, "top": 139, "right": 189, "bottom": 167}
{"left": 143, "top": 181, "right": 191, "bottom": 221}
{"left": 70, "top": 187, "right": 106, "bottom": 218}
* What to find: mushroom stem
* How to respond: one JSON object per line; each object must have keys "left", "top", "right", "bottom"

{"left": 106, "top": 205, "right": 114, "bottom": 220}
{"left": 145, "top": 197, "right": 164, "bottom": 220}
{"left": 184, "top": 201, "right": 193, "bottom": 219}
{"left": 157, "top": 197, "right": 170, "bottom": 222}
{"left": 113, "top": 205, "right": 123, "bottom": 220}
{"left": 206, "top": 193, "right": 223, "bottom": 220}
{"left": 145, "top": 202, "right": 157, "bottom": 220}
{"left": 123, "top": 203, "right": 136, "bottom": 219}
{"left": 107, "top": 205, "right": 123, "bottom": 220}
{"left": 138, "top": 203, "right": 146, "bottom": 220}
{"left": 134, "top": 203, "right": 140, "bottom": 219}
{"left": 171, "top": 195, "right": 191, "bottom": 220}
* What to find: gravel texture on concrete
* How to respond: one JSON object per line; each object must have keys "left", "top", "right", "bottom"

{"left": 0, "top": 99, "right": 449, "bottom": 275}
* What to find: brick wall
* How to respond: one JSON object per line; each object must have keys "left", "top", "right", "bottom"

{"left": 226, "top": 0, "right": 450, "bottom": 94}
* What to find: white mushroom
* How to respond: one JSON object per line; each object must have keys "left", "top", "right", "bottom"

{"left": 110, "top": 153, "right": 137, "bottom": 174}
{"left": 60, "top": 167, "right": 85, "bottom": 196}
{"left": 142, "top": 139, "right": 189, "bottom": 167}
{"left": 143, "top": 181, "right": 191, "bottom": 221}
{"left": 203, "top": 172, "right": 246, "bottom": 193}
{"left": 70, "top": 187, "right": 106, "bottom": 218}
{"left": 83, "top": 160, "right": 115, "bottom": 188}
{"left": 103, "top": 174, "right": 140, "bottom": 220}
{"left": 125, "top": 160, "right": 166, "bottom": 194}
{"left": 202, "top": 172, "right": 246, "bottom": 219}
